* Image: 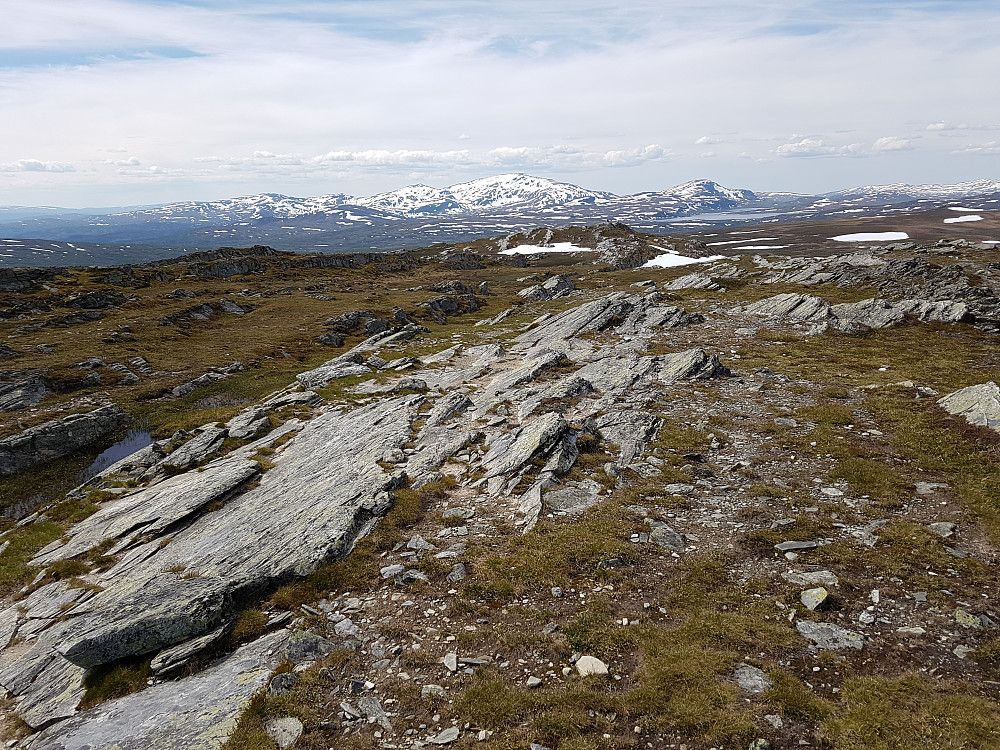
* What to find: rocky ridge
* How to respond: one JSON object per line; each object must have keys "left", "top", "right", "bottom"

{"left": 1, "top": 236, "right": 999, "bottom": 750}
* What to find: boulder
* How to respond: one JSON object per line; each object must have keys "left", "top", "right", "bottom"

{"left": 0, "top": 405, "right": 129, "bottom": 477}
{"left": 938, "top": 382, "right": 1000, "bottom": 430}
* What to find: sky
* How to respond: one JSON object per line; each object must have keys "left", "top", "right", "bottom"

{"left": 1, "top": 0, "right": 998, "bottom": 208}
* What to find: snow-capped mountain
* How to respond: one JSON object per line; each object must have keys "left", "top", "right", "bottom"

{"left": 1, "top": 173, "right": 998, "bottom": 267}
{"left": 448, "top": 174, "right": 614, "bottom": 211}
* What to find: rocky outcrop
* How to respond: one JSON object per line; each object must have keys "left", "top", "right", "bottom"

{"left": 27, "top": 630, "right": 289, "bottom": 750}
{"left": 517, "top": 275, "right": 575, "bottom": 302}
{"left": 0, "top": 405, "right": 129, "bottom": 477}
{"left": 938, "top": 382, "right": 1000, "bottom": 430}
{"left": 0, "top": 396, "right": 416, "bottom": 726}
{"left": 0, "top": 371, "right": 51, "bottom": 411}
{"left": 662, "top": 272, "right": 719, "bottom": 291}
{"left": 515, "top": 292, "right": 703, "bottom": 351}
{"left": 737, "top": 292, "right": 973, "bottom": 333}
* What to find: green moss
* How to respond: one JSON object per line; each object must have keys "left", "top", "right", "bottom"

{"left": 80, "top": 657, "right": 152, "bottom": 709}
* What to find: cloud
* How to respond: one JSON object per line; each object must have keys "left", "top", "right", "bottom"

{"left": 0, "top": 158, "right": 75, "bottom": 172}
{"left": 872, "top": 136, "right": 913, "bottom": 152}
{"left": 775, "top": 138, "right": 863, "bottom": 158}
{"left": 104, "top": 156, "right": 141, "bottom": 166}
{"left": 954, "top": 141, "right": 1000, "bottom": 155}
{"left": 313, "top": 149, "right": 472, "bottom": 167}
{"left": 2, "top": 0, "right": 1000, "bottom": 203}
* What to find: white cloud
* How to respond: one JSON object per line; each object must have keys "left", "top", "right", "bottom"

{"left": 872, "top": 136, "right": 913, "bottom": 152}
{"left": 0, "top": 159, "right": 76, "bottom": 173}
{"left": 105, "top": 156, "right": 141, "bottom": 166}
{"left": 1, "top": 1, "right": 999, "bottom": 204}
{"left": 954, "top": 141, "right": 1000, "bottom": 155}
{"left": 775, "top": 138, "right": 863, "bottom": 158}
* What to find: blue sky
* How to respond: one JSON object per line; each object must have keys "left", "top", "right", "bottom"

{"left": 0, "top": 0, "right": 997, "bottom": 206}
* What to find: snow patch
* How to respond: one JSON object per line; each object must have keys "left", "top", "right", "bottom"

{"left": 943, "top": 215, "right": 983, "bottom": 224}
{"left": 499, "top": 242, "right": 594, "bottom": 255}
{"left": 642, "top": 253, "right": 725, "bottom": 268}
{"left": 830, "top": 232, "right": 909, "bottom": 242}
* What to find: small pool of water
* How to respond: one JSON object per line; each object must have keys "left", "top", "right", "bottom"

{"left": 81, "top": 428, "right": 154, "bottom": 481}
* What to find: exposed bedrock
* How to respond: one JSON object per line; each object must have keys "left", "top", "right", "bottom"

{"left": 0, "top": 396, "right": 419, "bottom": 726}
{"left": 0, "top": 405, "right": 130, "bottom": 477}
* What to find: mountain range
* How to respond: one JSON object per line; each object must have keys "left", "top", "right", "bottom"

{"left": 1, "top": 174, "right": 998, "bottom": 267}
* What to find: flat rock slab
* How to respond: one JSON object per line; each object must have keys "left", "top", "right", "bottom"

{"left": 796, "top": 620, "right": 864, "bottom": 650}
{"left": 28, "top": 631, "right": 288, "bottom": 750}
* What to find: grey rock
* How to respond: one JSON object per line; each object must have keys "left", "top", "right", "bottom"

{"left": 150, "top": 624, "right": 228, "bottom": 675}
{"left": 738, "top": 293, "right": 831, "bottom": 322}
{"left": 0, "top": 372, "right": 51, "bottom": 412}
{"left": 159, "top": 426, "right": 229, "bottom": 471}
{"left": 734, "top": 664, "right": 772, "bottom": 694}
{"left": 268, "top": 671, "right": 300, "bottom": 696}
{"left": 226, "top": 407, "right": 271, "bottom": 440}
{"left": 442, "top": 506, "right": 474, "bottom": 520}
{"left": 662, "top": 272, "right": 719, "bottom": 291}
{"left": 515, "top": 292, "right": 702, "bottom": 350}
{"left": 800, "top": 587, "right": 829, "bottom": 611}
{"left": 334, "top": 617, "right": 361, "bottom": 639}
{"left": 655, "top": 348, "right": 730, "bottom": 381}
{"left": 444, "top": 652, "right": 459, "bottom": 671}
{"left": 829, "top": 298, "right": 905, "bottom": 332}
{"left": 543, "top": 479, "right": 603, "bottom": 513}
{"left": 518, "top": 275, "right": 575, "bottom": 301}
{"left": 265, "top": 717, "right": 304, "bottom": 749}
{"left": 317, "top": 331, "right": 345, "bottom": 347}
{"left": 650, "top": 525, "right": 685, "bottom": 551}
{"left": 27, "top": 630, "right": 288, "bottom": 750}
{"left": 589, "top": 410, "right": 660, "bottom": 466}
{"left": 380, "top": 564, "right": 406, "bottom": 579}
{"left": 575, "top": 655, "right": 609, "bottom": 677}
{"left": 296, "top": 358, "right": 372, "bottom": 388}
{"left": 526, "top": 675, "right": 543, "bottom": 688}
{"left": 481, "top": 412, "right": 569, "bottom": 491}
{"left": 938, "top": 381, "right": 1000, "bottom": 430}
{"left": 927, "top": 521, "right": 958, "bottom": 538}
{"left": 796, "top": 620, "right": 864, "bottom": 650}
{"left": 775, "top": 540, "right": 819, "bottom": 552}
{"left": 22, "top": 397, "right": 414, "bottom": 683}
{"left": 285, "top": 631, "right": 337, "bottom": 663}
{"left": 34, "top": 458, "right": 259, "bottom": 566}
{"left": 0, "top": 404, "right": 129, "bottom": 477}
{"left": 445, "top": 563, "right": 467, "bottom": 583}
{"left": 262, "top": 389, "right": 322, "bottom": 410}
{"left": 427, "top": 727, "right": 460, "bottom": 744}
{"left": 422, "top": 684, "right": 446, "bottom": 698}
{"left": 219, "top": 299, "right": 247, "bottom": 315}
{"left": 358, "top": 695, "right": 392, "bottom": 729}
{"left": 781, "top": 570, "right": 839, "bottom": 587}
